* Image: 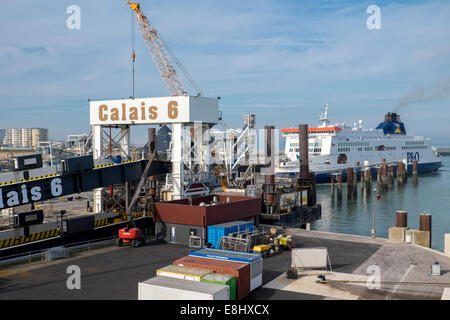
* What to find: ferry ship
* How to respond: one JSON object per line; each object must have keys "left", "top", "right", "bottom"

{"left": 276, "top": 105, "right": 442, "bottom": 183}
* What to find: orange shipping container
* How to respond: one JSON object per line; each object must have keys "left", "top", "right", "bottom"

{"left": 173, "top": 256, "right": 250, "bottom": 300}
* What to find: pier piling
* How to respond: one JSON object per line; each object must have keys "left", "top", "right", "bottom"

{"left": 331, "top": 176, "right": 335, "bottom": 198}
{"left": 337, "top": 174, "right": 342, "bottom": 200}
{"left": 397, "top": 162, "right": 404, "bottom": 187}
{"left": 367, "top": 167, "right": 372, "bottom": 193}
{"left": 413, "top": 160, "right": 418, "bottom": 185}
{"left": 347, "top": 168, "right": 355, "bottom": 200}
{"left": 388, "top": 165, "right": 395, "bottom": 187}
{"left": 360, "top": 170, "right": 365, "bottom": 193}
{"left": 381, "top": 162, "right": 389, "bottom": 191}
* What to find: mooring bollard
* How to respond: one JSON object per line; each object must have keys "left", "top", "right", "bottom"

{"left": 419, "top": 213, "right": 432, "bottom": 248}
{"left": 396, "top": 210, "right": 408, "bottom": 228}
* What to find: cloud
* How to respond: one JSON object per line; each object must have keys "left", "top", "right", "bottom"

{"left": 1, "top": 0, "right": 450, "bottom": 142}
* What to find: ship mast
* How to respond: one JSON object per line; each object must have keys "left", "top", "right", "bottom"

{"left": 319, "top": 104, "right": 330, "bottom": 127}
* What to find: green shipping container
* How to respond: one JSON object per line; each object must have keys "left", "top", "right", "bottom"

{"left": 200, "top": 273, "right": 237, "bottom": 300}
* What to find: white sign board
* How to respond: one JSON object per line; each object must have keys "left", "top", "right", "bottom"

{"left": 90, "top": 96, "right": 219, "bottom": 125}
{"left": 291, "top": 248, "right": 329, "bottom": 269}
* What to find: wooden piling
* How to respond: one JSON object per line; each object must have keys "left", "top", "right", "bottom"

{"left": 360, "top": 170, "right": 365, "bottom": 192}
{"left": 381, "top": 163, "right": 389, "bottom": 190}
{"left": 365, "top": 168, "right": 372, "bottom": 194}
{"left": 397, "top": 162, "right": 404, "bottom": 186}
{"left": 388, "top": 165, "right": 395, "bottom": 187}
{"left": 331, "top": 175, "right": 335, "bottom": 198}
{"left": 413, "top": 160, "right": 418, "bottom": 185}
{"left": 347, "top": 168, "right": 354, "bottom": 200}
{"left": 337, "top": 173, "right": 342, "bottom": 200}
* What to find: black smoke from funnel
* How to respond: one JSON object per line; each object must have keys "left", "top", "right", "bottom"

{"left": 395, "top": 79, "right": 450, "bottom": 112}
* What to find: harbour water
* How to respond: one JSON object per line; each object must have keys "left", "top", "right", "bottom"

{"left": 312, "top": 153, "right": 450, "bottom": 252}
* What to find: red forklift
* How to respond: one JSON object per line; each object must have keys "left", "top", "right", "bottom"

{"left": 115, "top": 152, "right": 155, "bottom": 248}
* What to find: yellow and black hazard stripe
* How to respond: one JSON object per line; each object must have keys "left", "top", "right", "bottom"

{"left": 132, "top": 212, "right": 144, "bottom": 219}
{"left": 0, "top": 173, "right": 58, "bottom": 186}
{"left": 94, "top": 218, "right": 108, "bottom": 227}
{"left": 0, "top": 229, "right": 59, "bottom": 249}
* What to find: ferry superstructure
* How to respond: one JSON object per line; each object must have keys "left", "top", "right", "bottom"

{"left": 276, "top": 106, "right": 442, "bottom": 183}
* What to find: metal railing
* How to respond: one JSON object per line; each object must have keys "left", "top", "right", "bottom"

{"left": 0, "top": 235, "right": 117, "bottom": 267}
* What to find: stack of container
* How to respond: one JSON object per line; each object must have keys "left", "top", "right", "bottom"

{"left": 174, "top": 255, "right": 249, "bottom": 299}
{"left": 138, "top": 249, "right": 262, "bottom": 300}
{"left": 207, "top": 221, "right": 254, "bottom": 249}
{"left": 156, "top": 265, "right": 213, "bottom": 281}
{"left": 138, "top": 276, "right": 229, "bottom": 300}
{"left": 201, "top": 273, "right": 237, "bottom": 300}
{"left": 188, "top": 248, "right": 263, "bottom": 292}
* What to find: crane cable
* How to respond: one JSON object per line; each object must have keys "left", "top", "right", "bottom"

{"left": 131, "top": 10, "right": 136, "bottom": 99}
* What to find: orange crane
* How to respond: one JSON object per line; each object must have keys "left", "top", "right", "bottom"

{"left": 127, "top": 1, "right": 201, "bottom": 96}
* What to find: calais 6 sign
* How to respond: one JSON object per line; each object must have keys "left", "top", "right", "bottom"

{"left": 89, "top": 96, "right": 219, "bottom": 126}
{"left": 0, "top": 178, "right": 63, "bottom": 209}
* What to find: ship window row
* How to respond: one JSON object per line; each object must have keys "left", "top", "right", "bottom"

{"left": 290, "top": 142, "right": 321, "bottom": 148}
{"left": 365, "top": 147, "right": 373, "bottom": 151}
{"left": 405, "top": 141, "right": 425, "bottom": 145}
{"left": 385, "top": 146, "right": 396, "bottom": 150}
{"left": 402, "top": 145, "right": 427, "bottom": 150}
{"left": 337, "top": 147, "right": 351, "bottom": 152}
{"left": 309, "top": 148, "right": 322, "bottom": 153}
{"left": 338, "top": 141, "right": 369, "bottom": 147}
{"left": 308, "top": 131, "right": 334, "bottom": 135}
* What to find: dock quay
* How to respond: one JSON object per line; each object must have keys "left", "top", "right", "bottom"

{"left": 1, "top": 228, "right": 450, "bottom": 300}
{"left": 437, "top": 148, "right": 450, "bottom": 156}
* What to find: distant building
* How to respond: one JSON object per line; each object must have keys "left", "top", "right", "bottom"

{"left": 1, "top": 128, "right": 48, "bottom": 147}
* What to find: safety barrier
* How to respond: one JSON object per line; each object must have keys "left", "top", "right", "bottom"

{"left": 0, "top": 229, "right": 59, "bottom": 249}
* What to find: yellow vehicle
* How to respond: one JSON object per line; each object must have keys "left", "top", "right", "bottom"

{"left": 252, "top": 244, "right": 280, "bottom": 258}
{"left": 273, "top": 233, "right": 294, "bottom": 250}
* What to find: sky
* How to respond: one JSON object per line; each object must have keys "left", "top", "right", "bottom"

{"left": 0, "top": 0, "right": 450, "bottom": 145}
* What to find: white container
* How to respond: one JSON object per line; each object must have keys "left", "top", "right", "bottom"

{"left": 250, "top": 274, "right": 262, "bottom": 291}
{"left": 156, "top": 265, "right": 212, "bottom": 282}
{"left": 138, "top": 276, "right": 229, "bottom": 300}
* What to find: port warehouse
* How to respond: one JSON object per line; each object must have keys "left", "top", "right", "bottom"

{"left": 154, "top": 195, "right": 261, "bottom": 247}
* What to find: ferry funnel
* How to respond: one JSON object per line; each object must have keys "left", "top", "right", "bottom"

{"left": 376, "top": 112, "right": 406, "bottom": 135}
